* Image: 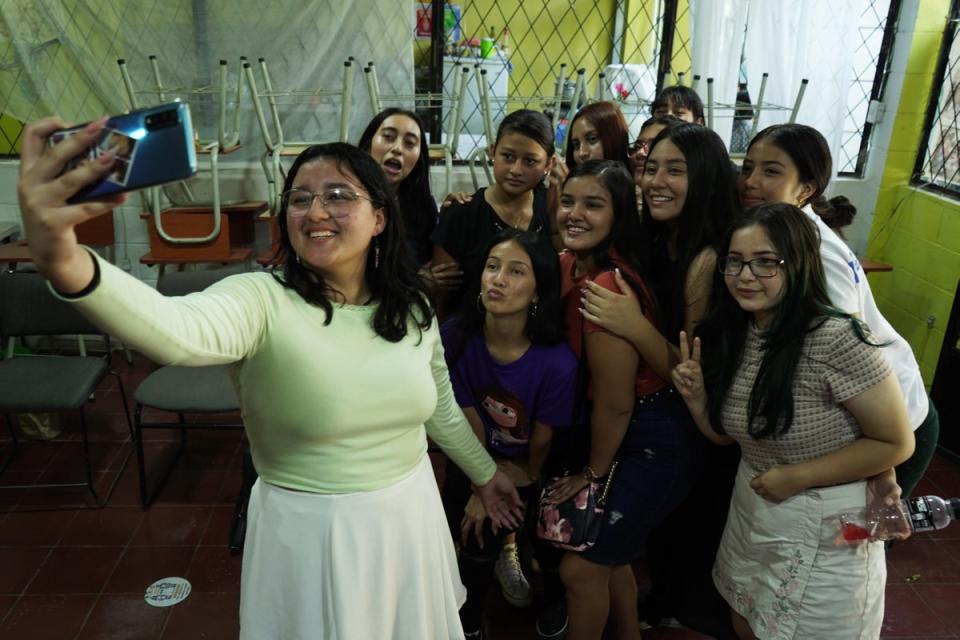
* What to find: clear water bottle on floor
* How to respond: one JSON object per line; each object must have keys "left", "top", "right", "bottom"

{"left": 869, "top": 495, "right": 960, "bottom": 541}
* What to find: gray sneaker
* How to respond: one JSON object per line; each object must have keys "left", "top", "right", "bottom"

{"left": 494, "top": 542, "right": 532, "bottom": 607}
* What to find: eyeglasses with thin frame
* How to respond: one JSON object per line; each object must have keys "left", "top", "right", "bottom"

{"left": 718, "top": 255, "right": 784, "bottom": 278}
{"left": 281, "top": 187, "right": 376, "bottom": 218}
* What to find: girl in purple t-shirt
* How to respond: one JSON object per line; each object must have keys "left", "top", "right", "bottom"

{"left": 441, "top": 228, "right": 577, "bottom": 639}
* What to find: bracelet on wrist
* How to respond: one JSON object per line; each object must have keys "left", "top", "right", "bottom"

{"left": 583, "top": 465, "right": 600, "bottom": 483}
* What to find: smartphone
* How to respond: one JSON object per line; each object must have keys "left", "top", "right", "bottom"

{"left": 48, "top": 101, "right": 198, "bottom": 203}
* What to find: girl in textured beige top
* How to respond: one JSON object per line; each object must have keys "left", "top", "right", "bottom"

{"left": 671, "top": 203, "right": 913, "bottom": 640}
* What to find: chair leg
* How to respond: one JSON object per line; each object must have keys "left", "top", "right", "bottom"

{"left": 78, "top": 407, "right": 100, "bottom": 505}
{"left": 135, "top": 403, "right": 149, "bottom": 509}
{"left": 110, "top": 372, "right": 136, "bottom": 442}
{"left": 0, "top": 413, "right": 19, "bottom": 475}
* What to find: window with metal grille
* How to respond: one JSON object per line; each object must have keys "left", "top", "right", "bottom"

{"left": 838, "top": 0, "right": 899, "bottom": 176}
{"left": 915, "top": 0, "right": 960, "bottom": 197}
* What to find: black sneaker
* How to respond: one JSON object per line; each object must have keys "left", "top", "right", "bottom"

{"left": 536, "top": 599, "right": 568, "bottom": 639}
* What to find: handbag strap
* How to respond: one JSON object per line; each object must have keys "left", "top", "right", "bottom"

{"left": 598, "top": 459, "right": 619, "bottom": 507}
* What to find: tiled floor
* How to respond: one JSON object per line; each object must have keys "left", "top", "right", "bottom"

{"left": 0, "top": 352, "right": 958, "bottom": 639}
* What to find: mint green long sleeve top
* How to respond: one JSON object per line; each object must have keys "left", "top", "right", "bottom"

{"left": 56, "top": 253, "right": 497, "bottom": 493}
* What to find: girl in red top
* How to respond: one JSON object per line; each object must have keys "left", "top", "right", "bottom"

{"left": 544, "top": 159, "right": 700, "bottom": 640}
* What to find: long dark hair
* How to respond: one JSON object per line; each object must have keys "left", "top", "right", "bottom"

{"left": 747, "top": 124, "right": 857, "bottom": 232}
{"left": 564, "top": 159, "right": 654, "bottom": 313}
{"left": 640, "top": 123, "right": 739, "bottom": 337}
{"left": 697, "top": 203, "right": 873, "bottom": 439}
{"left": 357, "top": 108, "right": 436, "bottom": 262}
{"left": 565, "top": 101, "right": 630, "bottom": 168}
{"left": 273, "top": 143, "right": 432, "bottom": 342}
{"left": 451, "top": 228, "right": 564, "bottom": 363}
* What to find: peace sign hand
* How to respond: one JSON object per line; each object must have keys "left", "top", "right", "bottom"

{"left": 671, "top": 330, "right": 705, "bottom": 409}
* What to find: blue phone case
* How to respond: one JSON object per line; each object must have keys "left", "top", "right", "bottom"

{"left": 50, "top": 101, "right": 198, "bottom": 203}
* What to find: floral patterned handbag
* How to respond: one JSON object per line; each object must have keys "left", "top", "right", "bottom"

{"left": 536, "top": 461, "right": 618, "bottom": 552}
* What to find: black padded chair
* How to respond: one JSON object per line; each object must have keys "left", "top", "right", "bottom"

{"left": 0, "top": 271, "right": 135, "bottom": 507}
{"left": 134, "top": 266, "right": 245, "bottom": 507}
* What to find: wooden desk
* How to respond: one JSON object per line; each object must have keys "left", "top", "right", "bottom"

{"left": 140, "top": 247, "right": 253, "bottom": 277}
{"left": 141, "top": 201, "right": 268, "bottom": 261}
{"left": 860, "top": 258, "right": 893, "bottom": 273}
{"left": 0, "top": 243, "right": 32, "bottom": 272}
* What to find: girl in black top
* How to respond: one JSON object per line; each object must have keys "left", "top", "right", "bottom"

{"left": 432, "top": 109, "right": 557, "bottom": 318}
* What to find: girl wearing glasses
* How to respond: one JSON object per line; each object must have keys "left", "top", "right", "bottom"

{"left": 548, "top": 160, "right": 701, "bottom": 640}
{"left": 672, "top": 203, "right": 913, "bottom": 639}
{"left": 739, "top": 124, "right": 938, "bottom": 507}
{"left": 17, "top": 119, "right": 524, "bottom": 640}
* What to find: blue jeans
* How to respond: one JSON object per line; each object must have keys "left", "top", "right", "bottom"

{"left": 580, "top": 390, "right": 701, "bottom": 565}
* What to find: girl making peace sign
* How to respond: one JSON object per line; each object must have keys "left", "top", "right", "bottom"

{"left": 671, "top": 203, "right": 913, "bottom": 640}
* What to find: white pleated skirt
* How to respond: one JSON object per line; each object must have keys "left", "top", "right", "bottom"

{"left": 239, "top": 454, "right": 467, "bottom": 640}
{"left": 713, "top": 461, "right": 885, "bottom": 640}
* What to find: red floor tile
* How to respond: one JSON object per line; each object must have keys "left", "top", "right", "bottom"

{"left": 25, "top": 546, "right": 123, "bottom": 594}
{"left": 129, "top": 506, "right": 211, "bottom": 547}
{"left": 47, "top": 441, "right": 130, "bottom": 473}
{"left": 923, "top": 466, "right": 960, "bottom": 497}
{"left": 100, "top": 463, "right": 144, "bottom": 508}
{"left": 881, "top": 584, "right": 954, "bottom": 637}
{"left": 0, "top": 548, "right": 50, "bottom": 594}
{"left": 887, "top": 538, "right": 960, "bottom": 584}
{"left": 152, "top": 470, "right": 227, "bottom": 505}
{"left": 184, "top": 547, "right": 242, "bottom": 592}
{"left": 217, "top": 470, "right": 243, "bottom": 505}
{"left": 0, "top": 596, "right": 18, "bottom": 624}
{"left": 911, "top": 583, "right": 960, "bottom": 636}
{"left": 0, "top": 471, "right": 40, "bottom": 512}
{"left": 104, "top": 547, "right": 195, "bottom": 594}
{"left": 0, "top": 594, "right": 96, "bottom": 640}
{"left": 161, "top": 592, "right": 239, "bottom": 640}
{"left": 77, "top": 594, "right": 169, "bottom": 640}
{"left": 199, "top": 506, "right": 235, "bottom": 547}
{"left": 2, "top": 441, "right": 64, "bottom": 473}
{"left": 59, "top": 507, "right": 145, "bottom": 547}
{"left": 0, "top": 510, "right": 73, "bottom": 546}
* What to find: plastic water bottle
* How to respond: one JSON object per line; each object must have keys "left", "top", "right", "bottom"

{"left": 845, "top": 495, "right": 960, "bottom": 542}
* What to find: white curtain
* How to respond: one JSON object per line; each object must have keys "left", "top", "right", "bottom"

{"left": 743, "top": 1, "right": 863, "bottom": 173}
{"left": 689, "top": 0, "right": 750, "bottom": 148}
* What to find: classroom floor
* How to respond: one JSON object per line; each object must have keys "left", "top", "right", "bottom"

{"left": 0, "top": 353, "right": 958, "bottom": 640}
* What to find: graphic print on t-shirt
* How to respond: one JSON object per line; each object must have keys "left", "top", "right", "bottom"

{"left": 479, "top": 384, "right": 529, "bottom": 447}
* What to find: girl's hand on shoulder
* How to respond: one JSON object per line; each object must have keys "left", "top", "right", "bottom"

{"left": 580, "top": 268, "right": 643, "bottom": 338}
{"left": 750, "top": 465, "right": 806, "bottom": 502}
{"left": 671, "top": 331, "right": 705, "bottom": 407}
{"left": 18, "top": 117, "right": 127, "bottom": 278}
{"left": 420, "top": 261, "right": 463, "bottom": 292}
{"left": 441, "top": 191, "right": 472, "bottom": 208}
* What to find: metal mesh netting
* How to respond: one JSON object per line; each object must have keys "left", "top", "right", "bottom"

{"left": 919, "top": 10, "right": 960, "bottom": 194}
{"left": 430, "top": 0, "right": 676, "bottom": 156}
{"left": 838, "top": 0, "right": 894, "bottom": 175}
{"left": 0, "top": 0, "right": 414, "bottom": 160}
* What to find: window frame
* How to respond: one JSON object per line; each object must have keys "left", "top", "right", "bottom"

{"left": 912, "top": 0, "right": 960, "bottom": 197}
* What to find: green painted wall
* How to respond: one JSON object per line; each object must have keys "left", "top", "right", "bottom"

{"left": 866, "top": 1, "right": 960, "bottom": 386}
